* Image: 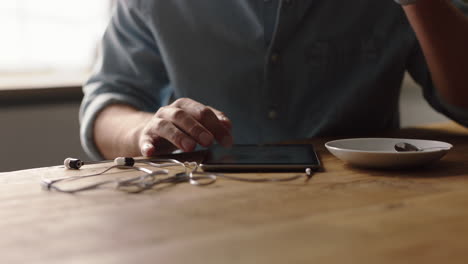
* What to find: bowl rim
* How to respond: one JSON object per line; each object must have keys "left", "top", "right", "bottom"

{"left": 324, "top": 138, "right": 453, "bottom": 154}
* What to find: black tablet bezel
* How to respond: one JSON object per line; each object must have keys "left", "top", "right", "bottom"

{"left": 200, "top": 144, "right": 321, "bottom": 172}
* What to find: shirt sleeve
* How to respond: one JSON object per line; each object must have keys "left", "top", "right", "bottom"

{"left": 80, "top": 0, "right": 171, "bottom": 160}
{"left": 406, "top": 0, "right": 468, "bottom": 128}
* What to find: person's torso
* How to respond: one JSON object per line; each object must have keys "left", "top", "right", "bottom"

{"left": 135, "top": 0, "right": 418, "bottom": 143}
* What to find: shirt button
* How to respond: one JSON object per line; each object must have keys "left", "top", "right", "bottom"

{"left": 270, "top": 53, "right": 279, "bottom": 63}
{"left": 268, "top": 109, "right": 278, "bottom": 120}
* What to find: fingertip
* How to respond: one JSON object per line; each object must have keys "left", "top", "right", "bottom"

{"left": 199, "top": 131, "right": 214, "bottom": 147}
{"left": 181, "top": 137, "right": 197, "bottom": 152}
{"left": 220, "top": 118, "right": 232, "bottom": 130}
{"left": 141, "top": 143, "right": 155, "bottom": 157}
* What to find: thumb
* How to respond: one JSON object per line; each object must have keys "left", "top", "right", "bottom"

{"left": 140, "top": 136, "right": 155, "bottom": 157}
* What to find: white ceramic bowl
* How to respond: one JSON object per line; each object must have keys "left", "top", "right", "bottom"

{"left": 325, "top": 138, "right": 452, "bottom": 169}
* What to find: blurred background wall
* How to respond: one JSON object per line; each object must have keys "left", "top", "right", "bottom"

{"left": 0, "top": 0, "right": 111, "bottom": 172}
{"left": 0, "top": 97, "right": 85, "bottom": 172}
{"left": 0, "top": 1, "right": 451, "bottom": 172}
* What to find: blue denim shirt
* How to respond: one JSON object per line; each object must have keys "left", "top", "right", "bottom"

{"left": 81, "top": 0, "right": 468, "bottom": 160}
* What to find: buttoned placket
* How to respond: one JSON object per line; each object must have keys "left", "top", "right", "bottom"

{"left": 263, "top": 0, "right": 279, "bottom": 46}
{"left": 261, "top": 0, "right": 296, "bottom": 139}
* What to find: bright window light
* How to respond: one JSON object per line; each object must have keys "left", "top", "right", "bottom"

{"left": 0, "top": 0, "right": 111, "bottom": 74}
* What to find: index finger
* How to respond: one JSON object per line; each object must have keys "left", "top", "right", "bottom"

{"left": 208, "top": 106, "right": 232, "bottom": 131}
{"left": 174, "top": 98, "right": 233, "bottom": 147}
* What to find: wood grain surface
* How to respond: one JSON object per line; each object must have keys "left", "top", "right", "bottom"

{"left": 1, "top": 122, "right": 468, "bottom": 264}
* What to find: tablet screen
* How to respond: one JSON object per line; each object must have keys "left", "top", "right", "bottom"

{"left": 201, "top": 144, "right": 320, "bottom": 171}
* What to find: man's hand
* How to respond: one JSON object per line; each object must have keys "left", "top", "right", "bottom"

{"left": 94, "top": 98, "right": 233, "bottom": 159}
{"left": 139, "top": 98, "right": 233, "bottom": 156}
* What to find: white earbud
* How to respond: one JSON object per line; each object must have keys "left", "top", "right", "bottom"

{"left": 63, "top": 157, "right": 137, "bottom": 170}
{"left": 64, "top": 158, "right": 84, "bottom": 170}
{"left": 114, "top": 157, "right": 136, "bottom": 167}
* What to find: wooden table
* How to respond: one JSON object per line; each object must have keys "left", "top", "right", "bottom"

{"left": 2, "top": 122, "right": 468, "bottom": 264}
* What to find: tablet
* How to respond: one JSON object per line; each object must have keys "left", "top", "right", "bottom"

{"left": 200, "top": 144, "right": 321, "bottom": 172}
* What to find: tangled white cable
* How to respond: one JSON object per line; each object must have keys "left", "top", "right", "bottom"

{"left": 47, "top": 157, "right": 314, "bottom": 194}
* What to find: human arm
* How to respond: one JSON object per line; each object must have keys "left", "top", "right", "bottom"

{"left": 94, "top": 99, "right": 232, "bottom": 159}
{"left": 80, "top": 1, "right": 232, "bottom": 160}
{"left": 402, "top": 0, "right": 468, "bottom": 108}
